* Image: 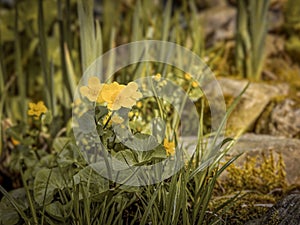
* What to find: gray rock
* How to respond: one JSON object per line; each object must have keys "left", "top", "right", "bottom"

{"left": 269, "top": 99, "right": 300, "bottom": 138}
{"left": 182, "top": 133, "right": 300, "bottom": 185}
{"left": 229, "top": 133, "right": 300, "bottom": 185}
{"left": 217, "top": 78, "right": 289, "bottom": 135}
{"left": 198, "top": 6, "right": 236, "bottom": 45}
{"left": 246, "top": 194, "right": 300, "bottom": 225}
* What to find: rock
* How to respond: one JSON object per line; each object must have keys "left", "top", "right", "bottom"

{"left": 246, "top": 194, "right": 300, "bottom": 225}
{"left": 265, "top": 35, "right": 285, "bottom": 57}
{"left": 198, "top": 6, "right": 236, "bottom": 45}
{"left": 195, "top": 0, "right": 227, "bottom": 9}
{"left": 182, "top": 133, "right": 300, "bottom": 185}
{"left": 217, "top": 78, "right": 289, "bottom": 135}
{"left": 230, "top": 133, "right": 300, "bottom": 185}
{"left": 269, "top": 99, "right": 300, "bottom": 138}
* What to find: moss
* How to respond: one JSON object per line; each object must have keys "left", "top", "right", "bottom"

{"left": 212, "top": 151, "right": 287, "bottom": 224}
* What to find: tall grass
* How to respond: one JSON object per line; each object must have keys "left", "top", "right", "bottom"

{"left": 235, "top": 0, "right": 270, "bottom": 80}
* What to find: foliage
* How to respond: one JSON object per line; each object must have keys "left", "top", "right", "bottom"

{"left": 0, "top": 72, "right": 245, "bottom": 224}
{"left": 235, "top": 0, "right": 270, "bottom": 80}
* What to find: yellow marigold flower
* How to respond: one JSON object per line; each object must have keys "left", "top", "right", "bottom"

{"left": 79, "top": 76, "right": 104, "bottom": 103}
{"left": 184, "top": 73, "right": 192, "bottom": 80}
{"left": 111, "top": 114, "right": 124, "bottom": 124}
{"left": 100, "top": 82, "right": 125, "bottom": 110}
{"left": 28, "top": 101, "right": 48, "bottom": 119}
{"left": 192, "top": 81, "right": 199, "bottom": 88}
{"left": 102, "top": 82, "right": 142, "bottom": 111}
{"left": 136, "top": 101, "right": 143, "bottom": 108}
{"left": 11, "top": 137, "right": 20, "bottom": 146}
{"left": 164, "top": 139, "right": 175, "bottom": 156}
{"left": 128, "top": 111, "right": 134, "bottom": 118}
{"left": 154, "top": 73, "right": 161, "bottom": 82}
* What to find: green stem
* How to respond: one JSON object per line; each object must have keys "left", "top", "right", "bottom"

{"left": 20, "top": 161, "right": 39, "bottom": 225}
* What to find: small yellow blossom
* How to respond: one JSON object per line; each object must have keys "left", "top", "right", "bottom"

{"left": 136, "top": 101, "right": 143, "bottom": 108}
{"left": 192, "top": 81, "right": 199, "bottom": 88}
{"left": 184, "top": 73, "right": 192, "bottom": 80}
{"left": 11, "top": 137, "right": 20, "bottom": 146}
{"left": 100, "top": 82, "right": 126, "bottom": 110}
{"left": 135, "top": 111, "right": 139, "bottom": 117}
{"left": 79, "top": 76, "right": 104, "bottom": 103}
{"left": 128, "top": 111, "right": 134, "bottom": 118}
{"left": 102, "top": 82, "right": 142, "bottom": 111}
{"left": 164, "top": 139, "right": 175, "bottom": 156}
{"left": 111, "top": 114, "right": 124, "bottom": 124}
{"left": 158, "top": 80, "right": 167, "bottom": 87}
{"left": 28, "top": 101, "right": 48, "bottom": 119}
{"left": 154, "top": 73, "right": 161, "bottom": 82}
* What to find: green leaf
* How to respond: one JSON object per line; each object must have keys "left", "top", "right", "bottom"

{"left": 45, "top": 201, "right": 72, "bottom": 222}
{"left": 73, "top": 166, "right": 109, "bottom": 191}
{"left": 52, "top": 137, "right": 70, "bottom": 153}
{"left": 41, "top": 110, "right": 53, "bottom": 125}
{"left": 113, "top": 149, "right": 136, "bottom": 167}
{"left": 0, "top": 203, "right": 19, "bottom": 225}
{"left": 77, "top": 111, "right": 96, "bottom": 133}
{"left": 124, "top": 133, "right": 159, "bottom": 152}
{"left": 34, "top": 168, "right": 67, "bottom": 205}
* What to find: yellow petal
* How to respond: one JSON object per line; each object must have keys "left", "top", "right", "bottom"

{"left": 111, "top": 115, "right": 124, "bottom": 124}
{"left": 88, "top": 76, "right": 101, "bottom": 87}
{"left": 80, "top": 86, "right": 90, "bottom": 97}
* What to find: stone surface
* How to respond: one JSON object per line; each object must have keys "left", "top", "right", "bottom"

{"left": 230, "top": 133, "right": 300, "bottom": 185}
{"left": 198, "top": 6, "right": 236, "bottom": 45}
{"left": 217, "top": 78, "right": 289, "bottom": 135}
{"left": 246, "top": 194, "right": 300, "bottom": 225}
{"left": 269, "top": 99, "right": 300, "bottom": 138}
{"left": 182, "top": 133, "right": 300, "bottom": 185}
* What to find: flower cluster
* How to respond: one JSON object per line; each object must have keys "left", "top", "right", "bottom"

{"left": 163, "top": 138, "right": 175, "bottom": 156}
{"left": 28, "top": 101, "right": 48, "bottom": 119}
{"left": 80, "top": 76, "right": 142, "bottom": 111}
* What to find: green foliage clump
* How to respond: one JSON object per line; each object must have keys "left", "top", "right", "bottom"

{"left": 225, "top": 150, "right": 287, "bottom": 193}
{"left": 212, "top": 150, "right": 287, "bottom": 224}
{"left": 235, "top": 0, "right": 270, "bottom": 80}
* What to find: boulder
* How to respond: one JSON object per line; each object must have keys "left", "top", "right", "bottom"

{"left": 269, "top": 99, "right": 300, "bottom": 138}
{"left": 246, "top": 194, "right": 300, "bottom": 225}
{"left": 182, "top": 133, "right": 300, "bottom": 185}
{"left": 217, "top": 78, "right": 289, "bottom": 135}
{"left": 229, "top": 133, "right": 300, "bottom": 185}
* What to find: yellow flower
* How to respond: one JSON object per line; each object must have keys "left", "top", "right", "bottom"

{"left": 192, "top": 81, "right": 198, "bottom": 88}
{"left": 102, "top": 82, "right": 142, "bottom": 111}
{"left": 111, "top": 114, "right": 124, "bottom": 124}
{"left": 100, "top": 82, "right": 125, "bottom": 110}
{"left": 184, "top": 73, "right": 192, "bottom": 80}
{"left": 11, "top": 137, "right": 20, "bottom": 146}
{"left": 28, "top": 101, "right": 48, "bottom": 119}
{"left": 136, "top": 101, "right": 143, "bottom": 108}
{"left": 128, "top": 111, "right": 134, "bottom": 118}
{"left": 164, "top": 139, "right": 175, "bottom": 156}
{"left": 154, "top": 73, "right": 161, "bottom": 82}
{"left": 79, "top": 76, "right": 104, "bottom": 103}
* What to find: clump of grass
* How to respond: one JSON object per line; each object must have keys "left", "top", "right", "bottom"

{"left": 235, "top": 0, "right": 270, "bottom": 80}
